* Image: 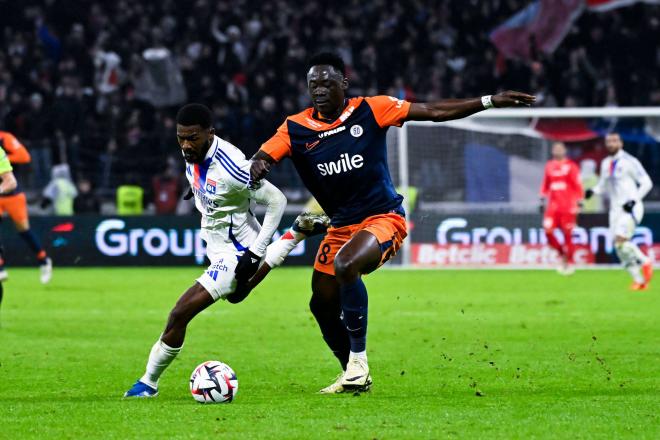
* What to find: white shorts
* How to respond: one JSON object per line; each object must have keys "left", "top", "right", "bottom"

{"left": 196, "top": 251, "right": 241, "bottom": 301}
{"left": 609, "top": 204, "right": 644, "bottom": 240}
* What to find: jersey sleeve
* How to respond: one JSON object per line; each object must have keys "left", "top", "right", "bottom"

{"left": 0, "top": 132, "right": 31, "bottom": 164}
{"left": 260, "top": 121, "right": 292, "bottom": 162}
{"left": 539, "top": 163, "right": 550, "bottom": 197}
{"left": 631, "top": 157, "right": 653, "bottom": 200}
{"left": 216, "top": 146, "right": 252, "bottom": 191}
{"left": 364, "top": 96, "right": 412, "bottom": 128}
{"left": 0, "top": 149, "right": 12, "bottom": 174}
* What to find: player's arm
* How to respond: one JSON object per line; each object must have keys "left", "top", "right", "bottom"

{"left": 1, "top": 133, "right": 31, "bottom": 164}
{"left": 250, "top": 120, "right": 291, "bottom": 181}
{"left": 586, "top": 160, "right": 607, "bottom": 199}
{"left": 406, "top": 91, "right": 536, "bottom": 122}
{"left": 632, "top": 158, "right": 653, "bottom": 200}
{"left": 233, "top": 180, "right": 287, "bottom": 284}
{"left": 0, "top": 149, "right": 16, "bottom": 194}
{"left": 0, "top": 170, "right": 17, "bottom": 194}
{"left": 247, "top": 181, "right": 288, "bottom": 258}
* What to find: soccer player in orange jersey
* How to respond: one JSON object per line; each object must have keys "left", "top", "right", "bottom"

{"left": 0, "top": 131, "right": 52, "bottom": 283}
{"left": 540, "top": 142, "right": 584, "bottom": 275}
{"left": 250, "top": 52, "right": 535, "bottom": 393}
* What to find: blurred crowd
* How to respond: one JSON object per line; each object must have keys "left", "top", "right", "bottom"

{"left": 1, "top": 0, "right": 659, "bottom": 212}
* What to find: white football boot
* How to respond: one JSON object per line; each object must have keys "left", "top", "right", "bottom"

{"left": 340, "top": 354, "right": 371, "bottom": 389}
{"left": 40, "top": 258, "right": 53, "bottom": 284}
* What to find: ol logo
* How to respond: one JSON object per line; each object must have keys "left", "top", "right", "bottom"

{"left": 206, "top": 178, "right": 217, "bottom": 194}
{"left": 350, "top": 125, "right": 363, "bottom": 137}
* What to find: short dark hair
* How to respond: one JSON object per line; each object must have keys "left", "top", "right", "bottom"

{"left": 307, "top": 52, "right": 346, "bottom": 76}
{"left": 176, "top": 103, "right": 212, "bottom": 128}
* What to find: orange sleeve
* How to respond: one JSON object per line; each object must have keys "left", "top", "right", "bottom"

{"left": 364, "top": 96, "right": 412, "bottom": 128}
{"left": 260, "top": 120, "right": 292, "bottom": 162}
{"left": 0, "top": 132, "right": 31, "bottom": 164}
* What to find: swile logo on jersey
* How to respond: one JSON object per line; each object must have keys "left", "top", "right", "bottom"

{"left": 317, "top": 153, "right": 364, "bottom": 176}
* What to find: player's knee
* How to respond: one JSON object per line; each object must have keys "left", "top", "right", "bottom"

{"left": 333, "top": 254, "right": 358, "bottom": 282}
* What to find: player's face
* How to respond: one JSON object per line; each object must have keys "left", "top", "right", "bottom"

{"left": 177, "top": 124, "right": 215, "bottom": 164}
{"left": 551, "top": 142, "right": 566, "bottom": 160}
{"left": 307, "top": 65, "right": 347, "bottom": 118}
{"left": 605, "top": 133, "right": 623, "bottom": 155}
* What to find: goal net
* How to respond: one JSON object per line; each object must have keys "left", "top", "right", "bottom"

{"left": 389, "top": 108, "right": 660, "bottom": 268}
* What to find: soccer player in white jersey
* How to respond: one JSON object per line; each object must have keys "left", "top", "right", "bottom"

{"left": 585, "top": 133, "right": 654, "bottom": 290}
{"left": 123, "top": 104, "right": 289, "bottom": 397}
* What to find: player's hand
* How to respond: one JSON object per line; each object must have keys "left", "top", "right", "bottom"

{"left": 492, "top": 91, "right": 536, "bottom": 108}
{"left": 234, "top": 249, "right": 261, "bottom": 283}
{"left": 250, "top": 159, "right": 271, "bottom": 182}
{"left": 183, "top": 187, "right": 194, "bottom": 200}
{"left": 622, "top": 200, "right": 636, "bottom": 213}
{"left": 584, "top": 189, "right": 594, "bottom": 200}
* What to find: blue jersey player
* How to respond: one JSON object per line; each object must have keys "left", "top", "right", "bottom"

{"left": 251, "top": 52, "right": 536, "bottom": 393}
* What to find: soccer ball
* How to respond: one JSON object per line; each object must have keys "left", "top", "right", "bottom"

{"left": 189, "top": 361, "right": 238, "bottom": 403}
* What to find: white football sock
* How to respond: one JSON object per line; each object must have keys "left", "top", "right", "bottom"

{"left": 140, "top": 339, "right": 182, "bottom": 389}
{"left": 616, "top": 241, "right": 645, "bottom": 284}
{"left": 628, "top": 241, "right": 650, "bottom": 265}
{"left": 264, "top": 229, "right": 304, "bottom": 268}
{"left": 350, "top": 350, "right": 368, "bottom": 361}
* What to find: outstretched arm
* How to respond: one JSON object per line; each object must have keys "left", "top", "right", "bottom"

{"left": 406, "top": 91, "right": 536, "bottom": 122}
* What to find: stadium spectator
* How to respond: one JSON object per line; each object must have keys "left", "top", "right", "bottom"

{"left": 152, "top": 157, "right": 181, "bottom": 215}
{"left": 42, "top": 163, "right": 78, "bottom": 216}
{"left": 73, "top": 177, "right": 101, "bottom": 214}
{"left": 0, "top": 0, "right": 659, "bottom": 200}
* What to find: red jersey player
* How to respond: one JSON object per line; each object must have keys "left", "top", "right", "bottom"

{"left": 540, "top": 142, "right": 583, "bottom": 274}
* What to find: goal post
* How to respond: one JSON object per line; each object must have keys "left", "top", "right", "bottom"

{"left": 393, "top": 107, "right": 660, "bottom": 268}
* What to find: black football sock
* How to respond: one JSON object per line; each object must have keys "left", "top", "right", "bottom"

{"left": 340, "top": 279, "right": 368, "bottom": 353}
{"left": 18, "top": 230, "right": 46, "bottom": 261}
{"left": 310, "top": 294, "right": 350, "bottom": 370}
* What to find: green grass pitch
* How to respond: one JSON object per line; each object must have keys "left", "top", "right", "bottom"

{"left": 0, "top": 267, "right": 658, "bottom": 439}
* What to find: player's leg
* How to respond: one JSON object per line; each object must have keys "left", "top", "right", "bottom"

{"left": 125, "top": 282, "right": 215, "bottom": 397}
{"left": 611, "top": 212, "right": 649, "bottom": 289}
{"left": 558, "top": 213, "right": 576, "bottom": 275}
{"left": 333, "top": 213, "right": 406, "bottom": 389}
{"left": 10, "top": 195, "right": 52, "bottom": 283}
{"left": 310, "top": 270, "right": 350, "bottom": 368}
{"left": 125, "top": 255, "right": 233, "bottom": 397}
{"left": 543, "top": 211, "right": 565, "bottom": 270}
{"left": 226, "top": 212, "right": 330, "bottom": 304}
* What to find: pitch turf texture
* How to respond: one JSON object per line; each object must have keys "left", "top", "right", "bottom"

{"left": 1, "top": 268, "right": 658, "bottom": 439}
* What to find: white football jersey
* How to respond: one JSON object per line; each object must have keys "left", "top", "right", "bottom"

{"left": 184, "top": 135, "right": 260, "bottom": 251}
{"left": 593, "top": 150, "right": 652, "bottom": 209}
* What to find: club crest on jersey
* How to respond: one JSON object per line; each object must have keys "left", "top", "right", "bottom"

{"left": 205, "top": 178, "right": 217, "bottom": 194}
{"left": 350, "top": 125, "right": 363, "bottom": 137}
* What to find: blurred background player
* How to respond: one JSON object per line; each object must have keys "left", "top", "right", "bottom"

{"left": 124, "top": 104, "right": 287, "bottom": 398}
{"left": 250, "top": 52, "right": 536, "bottom": 393}
{"left": 540, "top": 142, "right": 583, "bottom": 275}
{"left": 585, "top": 133, "right": 653, "bottom": 290}
{"left": 0, "top": 131, "right": 52, "bottom": 283}
{"left": 0, "top": 148, "right": 17, "bottom": 292}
